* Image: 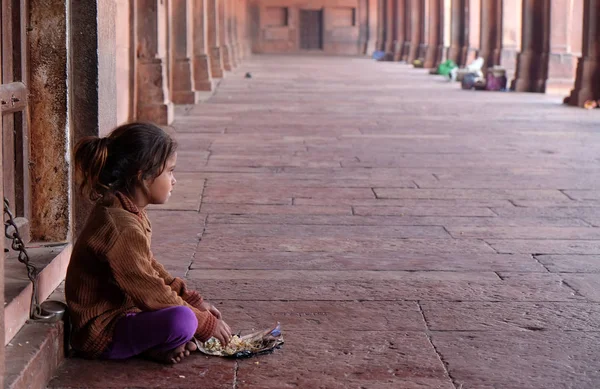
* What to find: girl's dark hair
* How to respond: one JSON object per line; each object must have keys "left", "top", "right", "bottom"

{"left": 74, "top": 122, "right": 177, "bottom": 201}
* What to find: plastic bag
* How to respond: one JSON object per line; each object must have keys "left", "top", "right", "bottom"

{"left": 196, "top": 323, "right": 284, "bottom": 358}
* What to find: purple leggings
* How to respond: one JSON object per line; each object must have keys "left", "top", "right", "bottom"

{"left": 101, "top": 306, "right": 198, "bottom": 360}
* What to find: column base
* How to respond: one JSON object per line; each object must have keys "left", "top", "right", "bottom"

{"left": 221, "top": 45, "right": 233, "bottom": 71}
{"left": 209, "top": 46, "right": 224, "bottom": 78}
{"left": 137, "top": 102, "right": 174, "bottom": 125}
{"left": 567, "top": 57, "right": 600, "bottom": 107}
{"left": 417, "top": 44, "right": 428, "bottom": 61}
{"left": 392, "top": 41, "right": 403, "bottom": 61}
{"left": 171, "top": 58, "right": 198, "bottom": 104}
{"left": 511, "top": 50, "right": 549, "bottom": 93}
{"left": 423, "top": 45, "right": 439, "bottom": 68}
{"left": 401, "top": 41, "right": 411, "bottom": 62}
{"left": 193, "top": 54, "right": 214, "bottom": 91}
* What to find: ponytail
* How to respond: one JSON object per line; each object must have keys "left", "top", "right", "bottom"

{"left": 74, "top": 136, "right": 110, "bottom": 201}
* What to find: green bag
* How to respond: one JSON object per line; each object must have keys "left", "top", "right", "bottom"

{"left": 437, "top": 60, "right": 457, "bottom": 76}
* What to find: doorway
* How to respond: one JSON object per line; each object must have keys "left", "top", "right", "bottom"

{"left": 299, "top": 9, "right": 323, "bottom": 50}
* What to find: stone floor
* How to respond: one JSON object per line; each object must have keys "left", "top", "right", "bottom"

{"left": 48, "top": 55, "right": 600, "bottom": 389}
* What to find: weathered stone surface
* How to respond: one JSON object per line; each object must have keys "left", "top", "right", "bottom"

{"left": 354, "top": 206, "right": 497, "bottom": 217}
{"left": 187, "top": 270, "right": 579, "bottom": 302}
{"left": 431, "top": 331, "right": 600, "bottom": 389}
{"left": 235, "top": 331, "right": 453, "bottom": 389}
{"left": 536, "top": 254, "right": 600, "bottom": 272}
{"left": 447, "top": 226, "right": 600, "bottom": 240}
{"left": 488, "top": 239, "right": 600, "bottom": 254}
{"left": 204, "top": 224, "right": 451, "bottom": 239}
{"left": 207, "top": 214, "right": 590, "bottom": 227}
{"left": 48, "top": 355, "right": 235, "bottom": 388}
{"left": 559, "top": 274, "right": 600, "bottom": 301}
{"left": 192, "top": 251, "right": 544, "bottom": 272}
{"left": 374, "top": 188, "right": 569, "bottom": 201}
{"left": 201, "top": 204, "right": 352, "bottom": 215}
{"left": 421, "top": 301, "right": 600, "bottom": 331}
{"left": 218, "top": 301, "right": 426, "bottom": 332}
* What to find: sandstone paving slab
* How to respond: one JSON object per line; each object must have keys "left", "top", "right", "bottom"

{"left": 487, "top": 239, "right": 600, "bottom": 254}
{"left": 447, "top": 226, "right": 600, "bottom": 240}
{"left": 186, "top": 270, "right": 579, "bottom": 302}
{"left": 200, "top": 203, "right": 352, "bottom": 215}
{"left": 47, "top": 355, "right": 235, "bottom": 388}
{"left": 430, "top": 331, "right": 600, "bottom": 389}
{"left": 192, "top": 252, "right": 544, "bottom": 272}
{"left": 294, "top": 197, "right": 513, "bottom": 208}
{"left": 234, "top": 331, "right": 454, "bottom": 389}
{"left": 373, "top": 188, "right": 569, "bottom": 201}
{"left": 203, "top": 224, "right": 451, "bottom": 239}
{"left": 563, "top": 190, "right": 600, "bottom": 201}
{"left": 354, "top": 206, "right": 497, "bottom": 217}
{"left": 420, "top": 301, "right": 600, "bottom": 331}
{"left": 492, "top": 206, "right": 600, "bottom": 219}
{"left": 536, "top": 254, "right": 600, "bottom": 272}
{"left": 216, "top": 301, "right": 426, "bottom": 332}
{"left": 559, "top": 274, "right": 600, "bottom": 301}
{"left": 207, "top": 214, "right": 590, "bottom": 227}
{"left": 196, "top": 236, "right": 494, "bottom": 254}
{"left": 203, "top": 186, "right": 377, "bottom": 202}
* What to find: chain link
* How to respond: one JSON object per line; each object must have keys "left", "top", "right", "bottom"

{"left": 3, "top": 197, "right": 53, "bottom": 320}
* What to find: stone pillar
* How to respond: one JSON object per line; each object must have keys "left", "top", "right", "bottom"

{"left": 229, "top": 0, "right": 241, "bottom": 63}
{"left": 366, "top": 0, "right": 379, "bottom": 54}
{"left": 226, "top": 0, "right": 239, "bottom": 67}
{"left": 406, "top": 0, "right": 423, "bottom": 62}
{"left": 207, "top": 0, "right": 224, "bottom": 78}
{"left": 423, "top": 0, "right": 443, "bottom": 68}
{"left": 442, "top": 0, "right": 452, "bottom": 62}
{"left": 219, "top": 0, "right": 233, "bottom": 70}
{"left": 465, "top": 0, "right": 481, "bottom": 64}
{"left": 376, "top": 0, "right": 385, "bottom": 51}
{"left": 401, "top": 0, "right": 411, "bottom": 60}
{"left": 501, "top": 0, "right": 522, "bottom": 83}
{"left": 135, "top": 0, "right": 173, "bottom": 123}
{"left": 393, "top": 0, "right": 406, "bottom": 61}
{"left": 170, "top": 0, "right": 200, "bottom": 104}
{"left": 383, "top": 0, "right": 395, "bottom": 59}
{"left": 547, "top": 0, "right": 584, "bottom": 94}
{"left": 479, "top": 0, "right": 502, "bottom": 69}
{"left": 568, "top": 0, "right": 600, "bottom": 106}
{"left": 192, "top": 0, "right": 214, "bottom": 91}
{"left": 512, "top": 0, "right": 551, "bottom": 92}
{"left": 70, "top": 0, "right": 119, "bottom": 232}
{"left": 447, "top": 0, "right": 468, "bottom": 66}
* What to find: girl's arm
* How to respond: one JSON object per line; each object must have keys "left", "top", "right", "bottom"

{"left": 105, "top": 226, "right": 217, "bottom": 341}
{"left": 150, "top": 258, "right": 204, "bottom": 308}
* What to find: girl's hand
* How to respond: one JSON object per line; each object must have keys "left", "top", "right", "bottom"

{"left": 213, "top": 319, "right": 233, "bottom": 346}
{"left": 198, "top": 301, "right": 222, "bottom": 319}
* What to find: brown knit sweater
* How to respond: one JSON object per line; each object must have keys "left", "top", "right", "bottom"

{"left": 65, "top": 194, "right": 217, "bottom": 358}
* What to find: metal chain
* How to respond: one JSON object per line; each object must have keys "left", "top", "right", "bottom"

{"left": 3, "top": 197, "right": 51, "bottom": 320}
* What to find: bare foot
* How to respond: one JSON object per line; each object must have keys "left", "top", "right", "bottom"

{"left": 143, "top": 341, "right": 198, "bottom": 364}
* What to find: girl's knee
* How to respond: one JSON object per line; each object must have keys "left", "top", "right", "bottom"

{"left": 167, "top": 306, "right": 198, "bottom": 339}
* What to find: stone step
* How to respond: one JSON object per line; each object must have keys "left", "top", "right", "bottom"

{"left": 5, "top": 287, "right": 67, "bottom": 389}
{"left": 4, "top": 244, "right": 71, "bottom": 345}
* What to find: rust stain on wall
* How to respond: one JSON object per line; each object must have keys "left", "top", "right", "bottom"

{"left": 28, "top": 0, "right": 69, "bottom": 241}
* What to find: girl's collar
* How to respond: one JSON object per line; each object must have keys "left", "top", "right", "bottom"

{"left": 115, "top": 191, "right": 142, "bottom": 217}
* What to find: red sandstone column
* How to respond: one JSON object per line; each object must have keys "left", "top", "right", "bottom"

{"left": 406, "top": 0, "right": 422, "bottom": 62}
{"left": 227, "top": 0, "right": 240, "bottom": 67}
{"left": 568, "top": 0, "right": 600, "bottom": 106}
{"left": 500, "top": 0, "right": 522, "bottom": 83}
{"left": 547, "top": 0, "right": 584, "bottom": 94}
{"left": 479, "top": 0, "right": 502, "bottom": 69}
{"left": 192, "top": 0, "right": 214, "bottom": 91}
{"left": 365, "top": 0, "right": 379, "bottom": 54}
{"left": 512, "top": 0, "right": 551, "bottom": 92}
{"left": 219, "top": 0, "right": 233, "bottom": 70}
{"left": 393, "top": 0, "right": 406, "bottom": 60}
{"left": 384, "top": 0, "right": 396, "bottom": 59}
{"left": 465, "top": 0, "right": 480, "bottom": 64}
{"left": 423, "top": 0, "right": 443, "bottom": 68}
{"left": 401, "top": 0, "right": 411, "bottom": 61}
{"left": 447, "top": 0, "right": 467, "bottom": 66}
{"left": 136, "top": 0, "right": 173, "bottom": 124}
{"left": 170, "top": 0, "right": 200, "bottom": 104}
{"left": 375, "top": 0, "right": 385, "bottom": 51}
{"left": 207, "top": 0, "right": 224, "bottom": 78}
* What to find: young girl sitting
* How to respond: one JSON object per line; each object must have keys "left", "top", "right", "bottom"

{"left": 65, "top": 122, "right": 232, "bottom": 364}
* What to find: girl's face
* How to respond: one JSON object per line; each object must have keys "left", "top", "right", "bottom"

{"left": 147, "top": 152, "right": 177, "bottom": 204}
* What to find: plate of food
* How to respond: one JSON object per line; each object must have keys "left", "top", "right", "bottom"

{"left": 196, "top": 323, "right": 284, "bottom": 358}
